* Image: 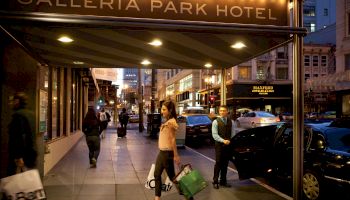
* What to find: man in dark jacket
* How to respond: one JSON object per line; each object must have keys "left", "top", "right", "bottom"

{"left": 211, "top": 105, "right": 236, "bottom": 189}
{"left": 8, "top": 92, "right": 37, "bottom": 175}
{"left": 119, "top": 108, "right": 129, "bottom": 129}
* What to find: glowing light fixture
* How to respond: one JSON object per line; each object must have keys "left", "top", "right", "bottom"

{"left": 73, "top": 61, "right": 84, "bottom": 65}
{"left": 204, "top": 63, "right": 212, "bottom": 68}
{"left": 141, "top": 59, "right": 151, "bottom": 65}
{"left": 58, "top": 36, "right": 73, "bottom": 43}
{"left": 148, "top": 39, "right": 162, "bottom": 47}
{"left": 231, "top": 42, "right": 246, "bottom": 49}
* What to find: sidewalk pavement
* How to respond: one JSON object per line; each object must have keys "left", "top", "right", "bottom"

{"left": 43, "top": 122, "right": 288, "bottom": 200}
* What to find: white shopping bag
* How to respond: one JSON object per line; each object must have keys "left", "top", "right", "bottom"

{"left": 145, "top": 164, "right": 173, "bottom": 192}
{"left": 0, "top": 169, "right": 46, "bottom": 199}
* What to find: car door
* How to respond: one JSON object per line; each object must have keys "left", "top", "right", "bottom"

{"left": 230, "top": 125, "right": 277, "bottom": 180}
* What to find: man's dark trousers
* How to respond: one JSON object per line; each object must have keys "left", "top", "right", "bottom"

{"left": 213, "top": 142, "right": 231, "bottom": 184}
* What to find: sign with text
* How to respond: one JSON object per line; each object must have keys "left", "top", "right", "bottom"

{"left": 230, "top": 84, "right": 292, "bottom": 98}
{"left": 2, "top": 0, "right": 289, "bottom": 26}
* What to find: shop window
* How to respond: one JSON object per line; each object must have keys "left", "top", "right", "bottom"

{"left": 39, "top": 65, "right": 48, "bottom": 140}
{"left": 52, "top": 67, "right": 58, "bottom": 139}
{"left": 238, "top": 66, "right": 251, "bottom": 80}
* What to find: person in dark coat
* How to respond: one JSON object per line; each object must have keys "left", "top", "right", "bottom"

{"left": 7, "top": 92, "right": 37, "bottom": 175}
{"left": 82, "top": 107, "right": 101, "bottom": 168}
{"left": 119, "top": 108, "right": 129, "bottom": 129}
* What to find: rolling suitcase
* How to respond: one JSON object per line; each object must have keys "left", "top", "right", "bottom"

{"left": 117, "top": 127, "right": 126, "bottom": 137}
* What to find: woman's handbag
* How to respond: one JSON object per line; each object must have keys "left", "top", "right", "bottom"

{"left": 179, "top": 170, "right": 207, "bottom": 199}
{"left": 0, "top": 169, "right": 46, "bottom": 199}
{"left": 145, "top": 164, "right": 173, "bottom": 192}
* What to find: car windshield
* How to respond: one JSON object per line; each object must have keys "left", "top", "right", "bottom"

{"left": 256, "top": 112, "right": 275, "bottom": 117}
{"left": 326, "top": 128, "right": 350, "bottom": 152}
{"left": 187, "top": 115, "right": 211, "bottom": 125}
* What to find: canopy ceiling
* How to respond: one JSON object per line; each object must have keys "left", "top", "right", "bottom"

{"left": 0, "top": 0, "right": 306, "bottom": 69}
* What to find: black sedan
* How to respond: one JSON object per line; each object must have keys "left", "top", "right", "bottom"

{"left": 178, "top": 114, "right": 212, "bottom": 139}
{"left": 230, "top": 121, "right": 350, "bottom": 200}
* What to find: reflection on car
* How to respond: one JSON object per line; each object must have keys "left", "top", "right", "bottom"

{"left": 230, "top": 121, "right": 350, "bottom": 200}
{"left": 179, "top": 114, "right": 212, "bottom": 139}
{"left": 236, "top": 111, "right": 279, "bottom": 129}
{"left": 128, "top": 114, "right": 139, "bottom": 123}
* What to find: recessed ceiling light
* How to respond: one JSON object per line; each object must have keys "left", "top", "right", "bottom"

{"left": 204, "top": 63, "right": 212, "bottom": 68}
{"left": 148, "top": 39, "right": 162, "bottom": 47}
{"left": 141, "top": 59, "right": 151, "bottom": 65}
{"left": 231, "top": 42, "right": 246, "bottom": 49}
{"left": 73, "top": 61, "right": 84, "bottom": 65}
{"left": 58, "top": 36, "right": 73, "bottom": 43}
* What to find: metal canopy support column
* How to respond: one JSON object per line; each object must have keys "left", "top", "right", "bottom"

{"left": 221, "top": 68, "right": 227, "bottom": 106}
{"left": 293, "top": 0, "right": 304, "bottom": 199}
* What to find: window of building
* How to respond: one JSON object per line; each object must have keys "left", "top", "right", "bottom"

{"left": 305, "top": 74, "right": 310, "bottom": 80}
{"left": 312, "top": 55, "right": 319, "bottom": 67}
{"left": 276, "top": 67, "right": 288, "bottom": 80}
{"left": 238, "top": 66, "right": 251, "bottom": 80}
{"left": 324, "top": 8, "right": 328, "bottom": 16}
{"left": 348, "top": 12, "right": 350, "bottom": 36}
{"left": 310, "top": 23, "right": 316, "bottom": 32}
{"left": 179, "top": 74, "right": 193, "bottom": 92}
{"left": 321, "top": 55, "right": 327, "bottom": 67}
{"left": 304, "top": 55, "right": 310, "bottom": 67}
{"left": 313, "top": 74, "right": 319, "bottom": 78}
{"left": 166, "top": 84, "right": 175, "bottom": 96}
{"left": 304, "top": 6, "right": 315, "bottom": 16}
{"left": 256, "top": 66, "right": 265, "bottom": 80}
{"left": 345, "top": 54, "right": 350, "bottom": 70}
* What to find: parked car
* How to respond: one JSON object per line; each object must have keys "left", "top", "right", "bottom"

{"left": 280, "top": 112, "right": 293, "bottom": 120}
{"left": 322, "top": 111, "right": 336, "bottom": 119}
{"left": 236, "top": 111, "right": 279, "bottom": 129}
{"left": 231, "top": 121, "right": 350, "bottom": 200}
{"left": 128, "top": 114, "right": 140, "bottom": 123}
{"left": 179, "top": 114, "right": 212, "bottom": 139}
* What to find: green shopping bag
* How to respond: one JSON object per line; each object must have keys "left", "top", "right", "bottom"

{"left": 179, "top": 169, "right": 207, "bottom": 199}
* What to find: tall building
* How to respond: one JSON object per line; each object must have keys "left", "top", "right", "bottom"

{"left": 334, "top": 0, "right": 350, "bottom": 117}
{"left": 304, "top": 0, "right": 336, "bottom": 32}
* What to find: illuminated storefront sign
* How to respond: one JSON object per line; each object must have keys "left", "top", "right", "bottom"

{"left": 2, "top": 0, "right": 288, "bottom": 26}
{"left": 252, "top": 85, "right": 274, "bottom": 95}
{"left": 230, "top": 84, "right": 292, "bottom": 98}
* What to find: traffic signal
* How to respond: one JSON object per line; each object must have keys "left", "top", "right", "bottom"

{"left": 209, "top": 96, "right": 215, "bottom": 104}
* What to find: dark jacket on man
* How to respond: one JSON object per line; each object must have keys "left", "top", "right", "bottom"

{"left": 8, "top": 108, "right": 37, "bottom": 175}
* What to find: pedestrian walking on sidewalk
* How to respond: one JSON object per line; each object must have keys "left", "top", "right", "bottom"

{"left": 98, "top": 107, "right": 110, "bottom": 138}
{"left": 83, "top": 107, "right": 101, "bottom": 168}
{"left": 211, "top": 105, "right": 236, "bottom": 189}
{"left": 119, "top": 108, "right": 129, "bottom": 129}
{"left": 154, "top": 100, "right": 180, "bottom": 200}
{"left": 7, "top": 92, "right": 37, "bottom": 175}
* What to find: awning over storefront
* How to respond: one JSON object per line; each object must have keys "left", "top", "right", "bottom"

{"left": 0, "top": 0, "right": 306, "bottom": 70}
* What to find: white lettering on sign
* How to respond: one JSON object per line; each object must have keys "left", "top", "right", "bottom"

{"left": 125, "top": 0, "right": 140, "bottom": 11}
{"left": 217, "top": 5, "right": 277, "bottom": 21}
{"left": 14, "top": 0, "right": 281, "bottom": 23}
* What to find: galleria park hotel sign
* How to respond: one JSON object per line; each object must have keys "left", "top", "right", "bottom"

{"left": 5, "top": 0, "right": 288, "bottom": 26}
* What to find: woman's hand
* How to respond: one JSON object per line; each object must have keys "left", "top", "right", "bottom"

{"left": 174, "top": 155, "right": 181, "bottom": 165}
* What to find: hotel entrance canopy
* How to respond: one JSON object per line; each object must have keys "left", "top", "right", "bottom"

{"left": 0, "top": 0, "right": 306, "bottom": 69}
